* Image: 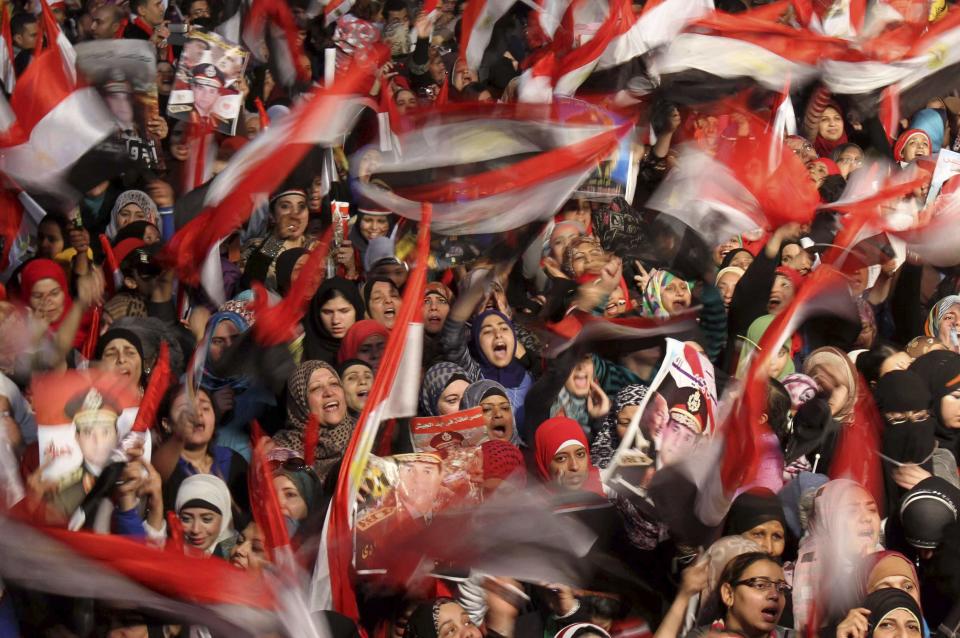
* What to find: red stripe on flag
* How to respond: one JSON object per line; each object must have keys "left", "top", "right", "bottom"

{"left": 249, "top": 427, "right": 291, "bottom": 561}
{"left": 9, "top": 45, "right": 72, "bottom": 132}
{"left": 327, "top": 204, "right": 432, "bottom": 620}
{"left": 132, "top": 341, "right": 171, "bottom": 433}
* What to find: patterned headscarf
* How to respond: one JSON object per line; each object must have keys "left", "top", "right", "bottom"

{"left": 106, "top": 190, "right": 159, "bottom": 240}
{"left": 925, "top": 294, "right": 960, "bottom": 342}
{"left": 591, "top": 384, "right": 647, "bottom": 469}
{"left": 273, "top": 360, "right": 356, "bottom": 478}
{"left": 641, "top": 269, "right": 691, "bottom": 318}
{"left": 419, "top": 362, "right": 470, "bottom": 417}
{"left": 406, "top": 598, "right": 456, "bottom": 638}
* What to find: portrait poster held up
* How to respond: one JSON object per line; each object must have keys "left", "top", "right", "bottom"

{"left": 32, "top": 371, "right": 143, "bottom": 502}
{"left": 166, "top": 28, "right": 249, "bottom": 136}
{"left": 353, "top": 409, "right": 486, "bottom": 574}
{"left": 75, "top": 39, "right": 167, "bottom": 171}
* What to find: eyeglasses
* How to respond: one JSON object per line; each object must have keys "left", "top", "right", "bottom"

{"left": 733, "top": 577, "right": 792, "bottom": 595}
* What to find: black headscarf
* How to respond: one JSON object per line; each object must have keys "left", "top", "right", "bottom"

{"left": 302, "top": 278, "right": 365, "bottom": 364}
{"left": 860, "top": 589, "right": 923, "bottom": 637}
{"left": 910, "top": 351, "right": 960, "bottom": 459}
{"left": 275, "top": 247, "right": 309, "bottom": 296}
{"left": 900, "top": 476, "right": 960, "bottom": 550}
{"left": 719, "top": 247, "right": 753, "bottom": 270}
{"left": 723, "top": 488, "right": 787, "bottom": 536}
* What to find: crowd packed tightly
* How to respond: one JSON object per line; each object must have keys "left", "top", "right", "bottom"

{"left": 4, "top": 0, "right": 960, "bottom": 636}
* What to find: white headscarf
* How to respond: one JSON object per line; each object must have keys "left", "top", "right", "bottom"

{"left": 175, "top": 474, "right": 234, "bottom": 555}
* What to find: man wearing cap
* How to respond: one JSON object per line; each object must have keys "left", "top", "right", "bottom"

{"left": 102, "top": 73, "right": 137, "bottom": 135}
{"left": 189, "top": 62, "right": 226, "bottom": 129}
{"left": 52, "top": 388, "right": 122, "bottom": 517}
{"left": 656, "top": 387, "right": 706, "bottom": 468}
{"left": 356, "top": 453, "right": 448, "bottom": 571}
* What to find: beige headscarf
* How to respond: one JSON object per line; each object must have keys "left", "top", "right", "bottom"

{"left": 802, "top": 346, "right": 858, "bottom": 423}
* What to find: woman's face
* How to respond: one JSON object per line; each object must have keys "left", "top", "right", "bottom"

{"left": 395, "top": 89, "right": 417, "bottom": 113}
{"left": 549, "top": 442, "right": 588, "bottom": 491}
{"left": 717, "top": 271, "right": 742, "bottom": 308}
{"left": 661, "top": 278, "right": 692, "bottom": 315}
{"left": 320, "top": 294, "right": 357, "bottom": 339}
{"left": 171, "top": 389, "right": 216, "bottom": 448}
{"left": 37, "top": 220, "right": 64, "bottom": 259}
{"left": 569, "top": 240, "right": 606, "bottom": 277}
{"left": 742, "top": 520, "right": 786, "bottom": 558}
{"left": 940, "top": 389, "right": 960, "bottom": 429}
{"left": 781, "top": 244, "right": 812, "bottom": 275}
{"left": 819, "top": 106, "right": 844, "bottom": 141}
{"left": 720, "top": 560, "right": 787, "bottom": 636}
{"left": 273, "top": 474, "right": 308, "bottom": 521}
{"left": 478, "top": 314, "right": 515, "bottom": 368}
{"left": 616, "top": 405, "right": 638, "bottom": 441}
{"left": 837, "top": 146, "right": 863, "bottom": 178}
{"left": 810, "top": 363, "right": 850, "bottom": 418}
{"left": 550, "top": 226, "right": 581, "bottom": 263}
{"left": 730, "top": 251, "right": 754, "bottom": 271}
{"left": 767, "top": 345, "right": 791, "bottom": 380}
{"left": 272, "top": 194, "right": 308, "bottom": 241}
{"left": 867, "top": 556, "right": 921, "bottom": 603}
{"left": 342, "top": 364, "right": 373, "bottom": 413}
{"left": 209, "top": 320, "right": 240, "bottom": 362}
{"left": 564, "top": 356, "right": 594, "bottom": 398}
{"left": 359, "top": 214, "right": 390, "bottom": 242}
{"left": 423, "top": 293, "right": 450, "bottom": 335}
{"left": 170, "top": 123, "right": 191, "bottom": 161}
{"left": 117, "top": 203, "right": 147, "bottom": 229}
{"left": 479, "top": 393, "right": 513, "bottom": 441}
{"left": 872, "top": 609, "right": 922, "bottom": 638}
{"left": 306, "top": 367, "right": 346, "bottom": 426}
{"left": 839, "top": 485, "right": 881, "bottom": 555}
{"left": 230, "top": 522, "right": 269, "bottom": 571}
{"left": 437, "top": 378, "right": 470, "bottom": 416}
{"left": 604, "top": 286, "right": 627, "bottom": 317}
{"left": 143, "top": 224, "right": 161, "bottom": 245}
{"left": 936, "top": 303, "right": 960, "bottom": 348}
{"left": 368, "top": 281, "right": 401, "bottom": 329}
{"left": 99, "top": 338, "right": 143, "bottom": 387}
{"left": 29, "top": 278, "right": 66, "bottom": 323}
{"left": 767, "top": 275, "right": 796, "bottom": 315}
{"left": 903, "top": 134, "right": 931, "bottom": 163}
{"left": 179, "top": 507, "right": 223, "bottom": 551}
{"left": 357, "top": 333, "right": 387, "bottom": 371}
{"left": 879, "top": 351, "right": 913, "bottom": 377}
{"left": 435, "top": 602, "right": 483, "bottom": 638}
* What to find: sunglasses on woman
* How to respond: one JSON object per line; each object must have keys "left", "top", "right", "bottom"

{"left": 269, "top": 457, "right": 318, "bottom": 475}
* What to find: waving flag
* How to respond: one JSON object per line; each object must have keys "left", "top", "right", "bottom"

{"left": 0, "top": 4, "right": 15, "bottom": 94}
{"left": 317, "top": 204, "right": 431, "bottom": 619}
{"left": 460, "top": 0, "right": 517, "bottom": 70}
{"left": 0, "top": 186, "right": 46, "bottom": 279}
{"left": 355, "top": 102, "right": 631, "bottom": 235}
{"left": 36, "top": 0, "right": 76, "bottom": 82}
{"left": 160, "top": 61, "right": 376, "bottom": 286}
{"left": 0, "top": 35, "right": 113, "bottom": 196}
{"left": 243, "top": 0, "right": 310, "bottom": 88}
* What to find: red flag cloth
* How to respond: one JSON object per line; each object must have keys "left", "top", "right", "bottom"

{"left": 828, "top": 377, "right": 885, "bottom": 515}
{"left": 166, "top": 510, "right": 184, "bottom": 554}
{"left": 132, "top": 341, "right": 171, "bottom": 433}
{"left": 254, "top": 97, "right": 270, "bottom": 129}
{"left": 250, "top": 224, "right": 335, "bottom": 346}
{"left": 326, "top": 205, "right": 432, "bottom": 619}
{"left": 302, "top": 413, "right": 320, "bottom": 467}
{"left": 98, "top": 233, "right": 120, "bottom": 295}
{"left": 132, "top": 17, "right": 174, "bottom": 63}
{"left": 248, "top": 433, "right": 290, "bottom": 561}
{"left": 79, "top": 305, "right": 101, "bottom": 362}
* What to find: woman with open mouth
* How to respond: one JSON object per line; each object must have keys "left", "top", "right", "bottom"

{"left": 364, "top": 276, "right": 403, "bottom": 330}
{"left": 338, "top": 358, "right": 374, "bottom": 418}
{"left": 273, "top": 360, "right": 356, "bottom": 481}
{"left": 239, "top": 186, "right": 316, "bottom": 292}
{"left": 689, "top": 552, "right": 790, "bottom": 638}
{"left": 460, "top": 379, "right": 519, "bottom": 446}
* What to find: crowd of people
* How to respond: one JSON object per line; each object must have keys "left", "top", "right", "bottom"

{"left": 4, "top": 0, "right": 960, "bottom": 636}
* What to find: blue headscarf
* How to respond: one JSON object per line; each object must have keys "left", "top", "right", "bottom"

{"left": 470, "top": 309, "right": 528, "bottom": 389}
{"left": 201, "top": 311, "right": 251, "bottom": 392}
{"left": 910, "top": 108, "right": 946, "bottom": 152}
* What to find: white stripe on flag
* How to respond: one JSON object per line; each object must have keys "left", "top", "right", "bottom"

{"left": 201, "top": 240, "right": 226, "bottom": 306}
{"left": 594, "top": 0, "right": 712, "bottom": 71}
{"left": 464, "top": 0, "right": 517, "bottom": 70}
{"left": 0, "top": 87, "right": 114, "bottom": 193}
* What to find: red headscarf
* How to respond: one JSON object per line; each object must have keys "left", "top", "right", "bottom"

{"left": 814, "top": 101, "right": 848, "bottom": 158}
{"left": 533, "top": 416, "right": 604, "bottom": 495}
{"left": 337, "top": 319, "right": 390, "bottom": 363}
{"left": 812, "top": 158, "right": 841, "bottom": 176}
{"left": 19, "top": 258, "right": 90, "bottom": 348}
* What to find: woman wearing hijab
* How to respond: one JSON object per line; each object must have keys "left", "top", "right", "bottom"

{"left": 533, "top": 416, "right": 604, "bottom": 496}
{"left": 364, "top": 277, "right": 402, "bottom": 330}
{"left": 460, "top": 379, "right": 519, "bottom": 445}
{"left": 736, "top": 315, "right": 797, "bottom": 381}
{"left": 899, "top": 476, "right": 960, "bottom": 560}
{"left": 272, "top": 361, "right": 356, "bottom": 480}
{"left": 20, "top": 258, "right": 100, "bottom": 353}
{"left": 156, "top": 383, "right": 249, "bottom": 513}
{"left": 910, "top": 351, "right": 960, "bottom": 461}
{"left": 95, "top": 327, "right": 147, "bottom": 395}
{"left": 894, "top": 129, "right": 933, "bottom": 165}
{"left": 838, "top": 589, "right": 924, "bottom": 638}
{"left": 803, "top": 96, "right": 848, "bottom": 158}
{"left": 799, "top": 346, "right": 859, "bottom": 472}
{"left": 419, "top": 362, "right": 471, "bottom": 417}
{"left": 302, "top": 278, "right": 365, "bottom": 364}
{"left": 273, "top": 458, "right": 327, "bottom": 548}
{"left": 716, "top": 266, "right": 745, "bottom": 309}
{"left": 640, "top": 269, "right": 692, "bottom": 318}
{"left": 404, "top": 598, "right": 483, "bottom": 638}
{"left": 106, "top": 190, "right": 159, "bottom": 240}
{"left": 591, "top": 385, "right": 651, "bottom": 470}
{"left": 348, "top": 206, "right": 395, "bottom": 272}
{"left": 175, "top": 474, "right": 236, "bottom": 558}
{"left": 723, "top": 489, "right": 789, "bottom": 559}
{"left": 720, "top": 247, "right": 755, "bottom": 272}
{"left": 240, "top": 188, "right": 315, "bottom": 291}
{"left": 924, "top": 295, "right": 960, "bottom": 352}
{"left": 274, "top": 246, "right": 309, "bottom": 297}
{"left": 338, "top": 319, "right": 390, "bottom": 371}
{"left": 524, "top": 347, "right": 611, "bottom": 442}
{"left": 338, "top": 359, "right": 373, "bottom": 418}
